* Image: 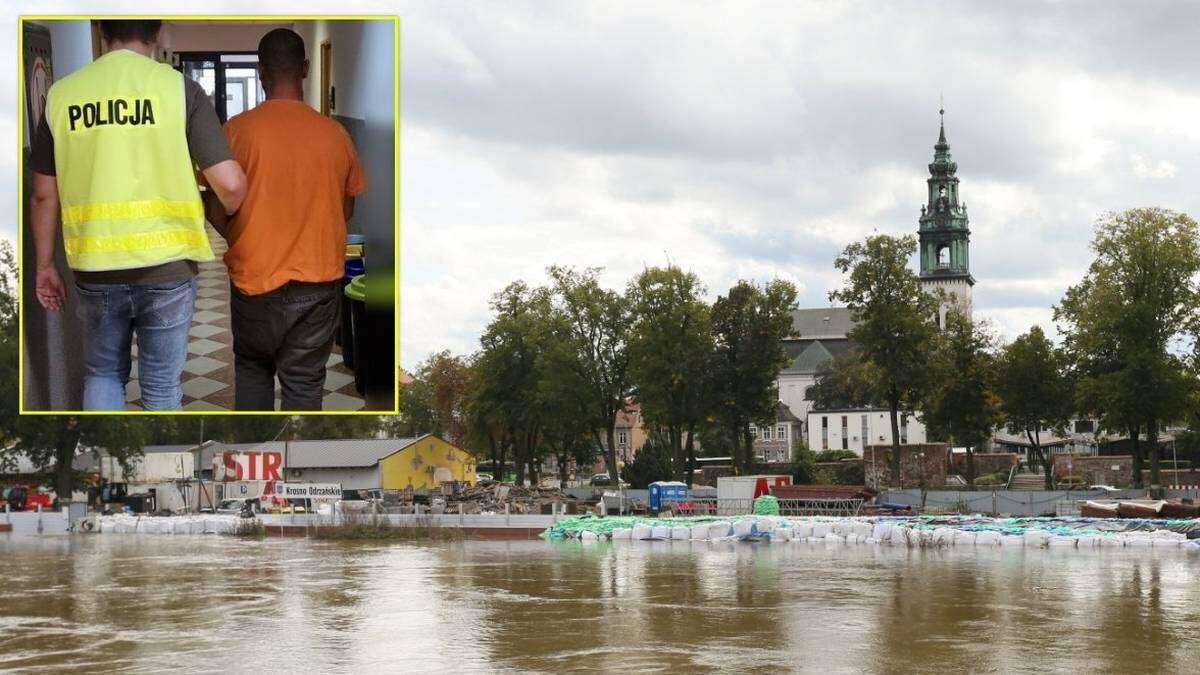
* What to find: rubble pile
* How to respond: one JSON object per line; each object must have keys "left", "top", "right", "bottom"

{"left": 450, "top": 483, "right": 581, "bottom": 515}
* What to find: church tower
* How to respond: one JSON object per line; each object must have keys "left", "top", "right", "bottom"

{"left": 918, "top": 107, "right": 974, "bottom": 327}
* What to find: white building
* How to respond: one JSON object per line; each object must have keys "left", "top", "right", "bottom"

{"left": 806, "top": 408, "right": 927, "bottom": 456}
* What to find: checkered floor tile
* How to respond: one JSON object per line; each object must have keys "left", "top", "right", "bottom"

{"left": 124, "top": 225, "right": 369, "bottom": 412}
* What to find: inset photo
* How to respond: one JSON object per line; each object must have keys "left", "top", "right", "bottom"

{"left": 18, "top": 16, "right": 398, "bottom": 413}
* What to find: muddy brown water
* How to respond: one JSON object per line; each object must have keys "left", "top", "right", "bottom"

{"left": 1, "top": 536, "right": 1198, "bottom": 673}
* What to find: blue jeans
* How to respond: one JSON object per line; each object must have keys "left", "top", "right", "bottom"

{"left": 74, "top": 278, "right": 197, "bottom": 411}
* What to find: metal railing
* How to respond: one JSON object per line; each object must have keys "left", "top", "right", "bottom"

{"left": 673, "top": 497, "right": 864, "bottom": 518}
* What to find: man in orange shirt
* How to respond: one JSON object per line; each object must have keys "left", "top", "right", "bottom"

{"left": 211, "top": 29, "right": 366, "bottom": 410}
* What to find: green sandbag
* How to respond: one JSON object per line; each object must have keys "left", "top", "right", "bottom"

{"left": 753, "top": 495, "right": 780, "bottom": 516}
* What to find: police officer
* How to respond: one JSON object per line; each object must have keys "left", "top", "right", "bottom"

{"left": 30, "top": 20, "right": 246, "bottom": 410}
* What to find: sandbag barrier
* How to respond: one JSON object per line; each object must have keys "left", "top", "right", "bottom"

{"left": 541, "top": 514, "right": 1200, "bottom": 550}
{"left": 92, "top": 514, "right": 245, "bottom": 535}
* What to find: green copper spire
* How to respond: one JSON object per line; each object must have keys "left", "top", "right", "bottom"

{"left": 919, "top": 104, "right": 972, "bottom": 282}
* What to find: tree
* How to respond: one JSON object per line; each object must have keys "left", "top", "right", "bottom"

{"left": 12, "top": 416, "right": 149, "bottom": 501}
{"left": 393, "top": 372, "right": 436, "bottom": 438}
{"left": 293, "top": 415, "right": 382, "bottom": 440}
{"left": 922, "top": 310, "right": 999, "bottom": 488}
{"left": 620, "top": 434, "right": 675, "bottom": 489}
{"left": 547, "top": 266, "right": 631, "bottom": 484}
{"left": 0, "top": 242, "right": 20, "bottom": 446}
{"left": 994, "top": 326, "right": 1072, "bottom": 489}
{"left": 626, "top": 265, "right": 713, "bottom": 485}
{"left": 811, "top": 349, "right": 876, "bottom": 410}
{"left": 709, "top": 279, "right": 798, "bottom": 473}
{"left": 1056, "top": 208, "right": 1200, "bottom": 491}
{"left": 471, "top": 282, "right": 552, "bottom": 485}
{"left": 829, "top": 234, "right": 938, "bottom": 486}
{"left": 387, "top": 351, "right": 473, "bottom": 446}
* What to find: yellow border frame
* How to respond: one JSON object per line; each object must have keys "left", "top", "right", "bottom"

{"left": 16, "top": 15, "right": 401, "bottom": 416}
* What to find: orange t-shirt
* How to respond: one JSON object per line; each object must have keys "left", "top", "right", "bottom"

{"left": 223, "top": 99, "right": 366, "bottom": 295}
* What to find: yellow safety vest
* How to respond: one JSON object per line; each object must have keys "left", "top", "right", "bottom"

{"left": 46, "top": 49, "right": 213, "bottom": 271}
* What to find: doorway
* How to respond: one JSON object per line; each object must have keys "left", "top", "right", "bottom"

{"left": 178, "top": 52, "right": 265, "bottom": 123}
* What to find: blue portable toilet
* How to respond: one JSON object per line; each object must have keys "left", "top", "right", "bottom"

{"left": 648, "top": 481, "right": 689, "bottom": 513}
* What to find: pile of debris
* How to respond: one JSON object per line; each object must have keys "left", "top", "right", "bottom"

{"left": 451, "top": 483, "right": 582, "bottom": 514}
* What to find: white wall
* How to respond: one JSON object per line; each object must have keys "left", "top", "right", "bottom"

{"left": 286, "top": 467, "right": 380, "bottom": 491}
{"left": 807, "top": 410, "right": 928, "bottom": 455}
{"left": 162, "top": 21, "right": 292, "bottom": 53}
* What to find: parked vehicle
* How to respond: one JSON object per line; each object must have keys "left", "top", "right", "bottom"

{"left": 0, "top": 486, "right": 55, "bottom": 511}
{"left": 589, "top": 473, "right": 628, "bottom": 488}
{"left": 476, "top": 472, "right": 495, "bottom": 485}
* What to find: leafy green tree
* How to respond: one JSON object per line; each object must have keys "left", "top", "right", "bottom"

{"left": 811, "top": 349, "right": 876, "bottom": 410}
{"left": 547, "top": 266, "right": 632, "bottom": 483}
{"left": 994, "top": 326, "right": 1072, "bottom": 489}
{"left": 471, "top": 282, "right": 552, "bottom": 484}
{"left": 387, "top": 351, "right": 473, "bottom": 446}
{"left": 922, "top": 310, "right": 999, "bottom": 488}
{"left": 1056, "top": 208, "right": 1200, "bottom": 490}
{"left": 293, "top": 415, "right": 382, "bottom": 440}
{"left": 621, "top": 434, "right": 675, "bottom": 489}
{"left": 0, "top": 242, "right": 18, "bottom": 444}
{"left": 626, "top": 265, "right": 713, "bottom": 485}
{"left": 393, "top": 372, "right": 436, "bottom": 438}
{"left": 829, "top": 234, "right": 938, "bottom": 486}
{"left": 12, "top": 416, "right": 148, "bottom": 501}
{"left": 709, "top": 279, "right": 798, "bottom": 473}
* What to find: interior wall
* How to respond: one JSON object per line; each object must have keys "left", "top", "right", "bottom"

{"left": 162, "top": 22, "right": 293, "bottom": 53}
{"left": 22, "top": 20, "right": 93, "bottom": 410}
{"left": 326, "top": 19, "right": 397, "bottom": 273}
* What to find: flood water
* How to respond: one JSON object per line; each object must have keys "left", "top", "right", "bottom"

{"left": 1, "top": 536, "right": 1198, "bottom": 673}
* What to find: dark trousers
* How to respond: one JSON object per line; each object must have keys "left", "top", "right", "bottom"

{"left": 230, "top": 280, "right": 340, "bottom": 411}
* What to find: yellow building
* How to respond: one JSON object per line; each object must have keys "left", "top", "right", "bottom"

{"left": 379, "top": 435, "right": 477, "bottom": 490}
{"left": 265, "top": 435, "right": 476, "bottom": 492}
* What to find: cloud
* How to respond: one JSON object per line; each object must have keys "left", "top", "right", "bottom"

{"left": 3, "top": 1, "right": 1197, "bottom": 368}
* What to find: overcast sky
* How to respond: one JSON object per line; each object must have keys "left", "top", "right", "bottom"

{"left": 4, "top": 1, "right": 1199, "bottom": 370}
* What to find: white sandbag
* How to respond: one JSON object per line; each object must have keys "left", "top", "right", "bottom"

{"left": 1125, "top": 535, "right": 1152, "bottom": 548}
{"left": 753, "top": 518, "right": 776, "bottom": 535}
{"left": 671, "top": 526, "right": 691, "bottom": 540}
{"left": 887, "top": 526, "right": 909, "bottom": 545}
{"left": 690, "top": 525, "right": 709, "bottom": 540}
{"left": 831, "top": 521, "right": 851, "bottom": 536}
{"left": 1151, "top": 536, "right": 1181, "bottom": 548}
{"left": 1023, "top": 530, "right": 1051, "bottom": 547}
{"left": 772, "top": 527, "right": 791, "bottom": 542}
{"left": 733, "top": 520, "right": 755, "bottom": 538}
{"left": 845, "top": 533, "right": 861, "bottom": 545}
{"left": 580, "top": 530, "right": 598, "bottom": 542}
{"left": 1075, "top": 535, "right": 1098, "bottom": 549}
{"left": 612, "top": 527, "right": 632, "bottom": 540}
{"left": 953, "top": 531, "right": 977, "bottom": 546}
{"left": 811, "top": 523, "right": 830, "bottom": 539}
{"left": 864, "top": 537, "right": 879, "bottom": 545}
{"left": 709, "top": 522, "right": 732, "bottom": 539}
{"left": 1099, "top": 535, "right": 1123, "bottom": 548}
{"left": 852, "top": 522, "right": 873, "bottom": 539}
{"left": 932, "top": 528, "right": 954, "bottom": 545}
{"left": 975, "top": 531, "right": 1001, "bottom": 546}
{"left": 651, "top": 525, "right": 671, "bottom": 540}
{"left": 794, "top": 522, "right": 813, "bottom": 539}
{"left": 824, "top": 533, "right": 844, "bottom": 544}
{"left": 1047, "top": 535, "right": 1076, "bottom": 548}
{"left": 632, "top": 524, "right": 653, "bottom": 540}
{"left": 999, "top": 534, "right": 1023, "bottom": 547}
{"left": 872, "top": 523, "right": 892, "bottom": 541}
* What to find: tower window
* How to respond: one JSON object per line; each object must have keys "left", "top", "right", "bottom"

{"left": 937, "top": 245, "right": 950, "bottom": 267}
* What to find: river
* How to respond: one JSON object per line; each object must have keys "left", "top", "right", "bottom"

{"left": 1, "top": 536, "right": 1198, "bottom": 673}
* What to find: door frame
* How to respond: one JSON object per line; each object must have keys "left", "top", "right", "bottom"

{"left": 176, "top": 50, "right": 259, "bottom": 124}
